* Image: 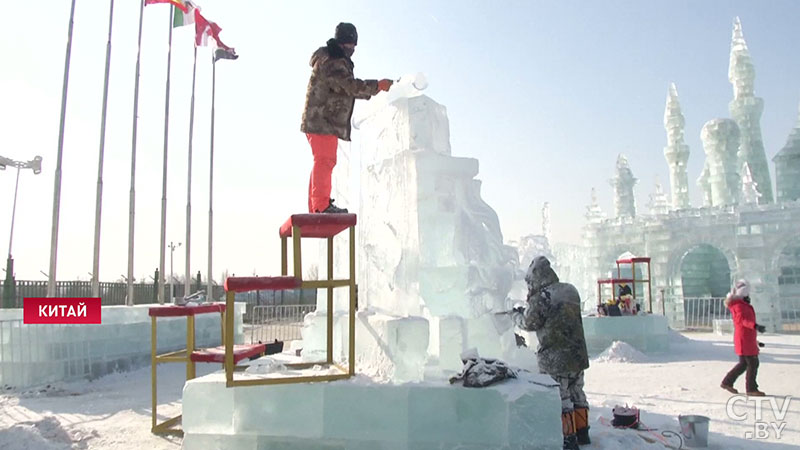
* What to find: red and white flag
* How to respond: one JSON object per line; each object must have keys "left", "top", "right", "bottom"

{"left": 194, "top": 10, "right": 233, "bottom": 51}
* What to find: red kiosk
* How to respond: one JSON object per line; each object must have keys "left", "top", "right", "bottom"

{"left": 596, "top": 256, "right": 653, "bottom": 314}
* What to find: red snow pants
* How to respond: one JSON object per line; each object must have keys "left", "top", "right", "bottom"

{"left": 306, "top": 133, "right": 338, "bottom": 213}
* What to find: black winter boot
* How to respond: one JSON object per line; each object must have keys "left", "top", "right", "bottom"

{"left": 576, "top": 427, "right": 590, "bottom": 445}
{"left": 320, "top": 198, "right": 348, "bottom": 214}
{"left": 563, "top": 434, "right": 580, "bottom": 450}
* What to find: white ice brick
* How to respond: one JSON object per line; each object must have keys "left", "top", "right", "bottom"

{"left": 355, "top": 312, "right": 428, "bottom": 383}
{"left": 182, "top": 375, "right": 235, "bottom": 434}
{"left": 436, "top": 315, "right": 465, "bottom": 372}
{"left": 233, "top": 382, "right": 326, "bottom": 438}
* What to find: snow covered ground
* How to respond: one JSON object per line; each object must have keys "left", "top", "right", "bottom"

{"left": 0, "top": 332, "right": 797, "bottom": 449}
{"left": 585, "top": 331, "right": 800, "bottom": 449}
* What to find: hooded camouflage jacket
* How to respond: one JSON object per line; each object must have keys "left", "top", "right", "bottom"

{"left": 301, "top": 39, "right": 380, "bottom": 141}
{"left": 513, "top": 256, "right": 590, "bottom": 374}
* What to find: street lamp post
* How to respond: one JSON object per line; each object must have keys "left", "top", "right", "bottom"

{"left": 168, "top": 241, "right": 181, "bottom": 303}
{"left": 1, "top": 155, "right": 43, "bottom": 308}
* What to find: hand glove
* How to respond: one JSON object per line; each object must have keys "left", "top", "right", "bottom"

{"left": 758, "top": 341, "right": 765, "bottom": 348}
{"left": 512, "top": 306, "right": 525, "bottom": 315}
{"left": 756, "top": 324, "right": 766, "bottom": 333}
{"left": 377, "top": 79, "right": 393, "bottom": 92}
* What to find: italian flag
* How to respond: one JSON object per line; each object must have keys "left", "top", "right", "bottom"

{"left": 144, "top": 0, "right": 189, "bottom": 13}
{"left": 173, "top": 1, "right": 197, "bottom": 28}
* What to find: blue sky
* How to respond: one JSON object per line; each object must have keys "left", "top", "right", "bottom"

{"left": 1, "top": 0, "right": 799, "bottom": 282}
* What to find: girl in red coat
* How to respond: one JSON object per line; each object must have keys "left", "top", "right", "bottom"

{"left": 721, "top": 279, "right": 766, "bottom": 396}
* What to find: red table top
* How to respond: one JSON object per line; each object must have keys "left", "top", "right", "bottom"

{"left": 616, "top": 257, "right": 651, "bottom": 264}
{"left": 279, "top": 213, "right": 357, "bottom": 239}
{"left": 148, "top": 303, "right": 226, "bottom": 317}
{"left": 190, "top": 344, "right": 266, "bottom": 364}
{"left": 224, "top": 276, "right": 300, "bottom": 293}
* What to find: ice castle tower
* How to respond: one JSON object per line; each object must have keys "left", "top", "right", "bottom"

{"left": 729, "top": 17, "right": 773, "bottom": 204}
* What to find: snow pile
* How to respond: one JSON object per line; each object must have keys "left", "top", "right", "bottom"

{"left": 0, "top": 416, "right": 97, "bottom": 450}
{"left": 593, "top": 341, "right": 649, "bottom": 363}
{"left": 243, "top": 357, "right": 287, "bottom": 375}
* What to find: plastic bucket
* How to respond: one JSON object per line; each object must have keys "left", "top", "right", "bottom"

{"left": 679, "top": 415, "right": 710, "bottom": 448}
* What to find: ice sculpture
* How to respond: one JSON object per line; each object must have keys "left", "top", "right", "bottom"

{"left": 584, "top": 188, "right": 605, "bottom": 224}
{"left": 352, "top": 72, "right": 429, "bottom": 130}
{"left": 701, "top": 118, "right": 741, "bottom": 207}
{"left": 740, "top": 162, "right": 762, "bottom": 205}
{"left": 358, "top": 90, "right": 520, "bottom": 372}
{"left": 663, "top": 83, "right": 691, "bottom": 210}
{"left": 729, "top": 17, "right": 773, "bottom": 204}
{"left": 774, "top": 102, "right": 800, "bottom": 202}
{"left": 609, "top": 154, "right": 637, "bottom": 218}
{"left": 302, "top": 79, "right": 524, "bottom": 379}
{"left": 647, "top": 180, "right": 670, "bottom": 215}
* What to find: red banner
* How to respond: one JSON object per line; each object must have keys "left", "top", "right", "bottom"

{"left": 23, "top": 298, "right": 102, "bottom": 324}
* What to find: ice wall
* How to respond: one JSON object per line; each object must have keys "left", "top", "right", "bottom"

{"left": 0, "top": 303, "right": 245, "bottom": 389}
{"left": 701, "top": 118, "right": 741, "bottom": 207}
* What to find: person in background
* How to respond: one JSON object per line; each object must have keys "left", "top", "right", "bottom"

{"left": 720, "top": 279, "right": 766, "bottom": 396}
{"left": 513, "top": 256, "right": 591, "bottom": 449}
{"left": 300, "top": 22, "right": 393, "bottom": 213}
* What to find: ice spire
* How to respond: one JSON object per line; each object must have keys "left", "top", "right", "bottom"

{"left": 729, "top": 17, "right": 753, "bottom": 99}
{"left": 701, "top": 118, "right": 741, "bottom": 207}
{"left": 647, "top": 179, "right": 670, "bottom": 215}
{"left": 773, "top": 100, "right": 800, "bottom": 202}
{"left": 663, "top": 83, "right": 691, "bottom": 210}
{"left": 728, "top": 17, "right": 773, "bottom": 203}
{"left": 697, "top": 163, "right": 713, "bottom": 207}
{"left": 541, "top": 202, "right": 551, "bottom": 242}
{"left": 740, "top": 162, "right": 762, "bottom": 205}
{"left": 585, "top": 188, "right": 605, "bottom": 224}
{"left": 609, "top": 154, "right": 638, "bottom": 219}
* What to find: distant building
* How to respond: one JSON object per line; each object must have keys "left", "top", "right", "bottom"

{"left": 570, "top": 18, "right": 800, "bottom": 331}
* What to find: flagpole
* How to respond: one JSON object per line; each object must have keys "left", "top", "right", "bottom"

{"left": 92, "top": 0, "right": 116, "bottom": 299}
{"left": 47, "top": 0, "right": 78, "bottom": 298}
{"left": 127, "top": 0, "right": 145, "bottom": 306}
{"left": 185, "top": 43, "right": 198, "bottom": 297}
{"left": 207, "top": 53, "right": 216, "bottom": 300}
{"left": 158, "top": 6, "right": 175, "bottom": 304}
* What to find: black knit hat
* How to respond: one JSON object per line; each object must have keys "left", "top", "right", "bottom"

{"left": 335, "top": 22, "right": 358, "bottom": 45}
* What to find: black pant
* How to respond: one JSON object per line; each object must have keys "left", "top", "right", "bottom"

{"left": 722, "top": 355, "right": 759, "bottom": 392}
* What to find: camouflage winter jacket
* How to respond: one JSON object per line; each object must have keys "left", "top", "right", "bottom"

{"left": 513, "top": 256, "right": 590, "bottom": 375}
{"left": 301, "top": 39, "right": 380, "bottom": 141}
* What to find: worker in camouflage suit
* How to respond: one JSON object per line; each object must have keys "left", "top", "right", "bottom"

{"left": 301, "top": 22, "right": 394, "bottom": 213}
{"left": 512, "top": 256, "right": 590, "bottom": 450}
